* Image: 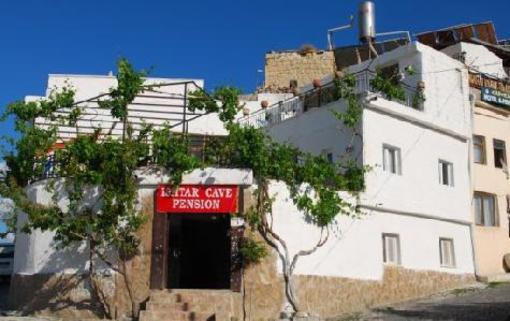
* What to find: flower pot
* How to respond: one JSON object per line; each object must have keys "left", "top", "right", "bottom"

{"left": 261, "top": 100, "right": 269, "bottom": 109}
{"left": 312, "top": 79, "right": 321, "bottom": 88}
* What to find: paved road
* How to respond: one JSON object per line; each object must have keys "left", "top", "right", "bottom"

{"left": 354, "top": 283, "right": 510, "bottom": 321}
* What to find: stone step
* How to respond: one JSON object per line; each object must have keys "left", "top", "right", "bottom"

{"left": 150, "top": 289, "right": 234, "bottom": 305}
{"left": 140, "top": 309, "right": 214, "bottom": 321}
{"left": 146, "top": 301, "right": 190, "bottom": 312}
{"left": 143, "top": 289, "right": 237, "bottom": 321}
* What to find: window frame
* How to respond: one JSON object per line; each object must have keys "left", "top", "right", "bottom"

{"left": 439, "top": 238, "right": 456, "bottom": 268}
{"left": 438, "top": 159, "right": 454, "bottom": 187}
{"left": 473, "top": 135, "right": 486, "bottom": 164}
{"left": 382, "top": 233, "right": 401, "bottom": 266}
{"left": 474, "top": 192, "right": 498, "bottom": 227}
{"left": 380, "top": 63, "right": 400, "bottom": 86}
{"left": 382, "top": 144, "right": 402, "bottom": 175}
{"left": 321, "top": 149, "right": 334, "bottom": 164}
{"left": 493, "top": 138, "right": 507, "bottom": 169}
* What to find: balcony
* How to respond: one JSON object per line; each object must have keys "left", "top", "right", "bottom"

{"left": 237, "top": 71, "right": 422, "bottom": 129}
{"left": 353, "top": 70, "right": 423, "bottom": 109}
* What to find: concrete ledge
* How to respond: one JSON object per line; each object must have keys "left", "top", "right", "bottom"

{"left": 477, "top": 273, "right": 510, "bottom": 283}
{"left": 135, "top": 167, "right": 254, "bottom": 187}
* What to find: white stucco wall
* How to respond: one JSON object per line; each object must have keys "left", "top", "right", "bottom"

{"left": 266, "top": 100, "right": 363, "bottom": 165}
{"left": 13, "top": 168, "right": 253, "bottom": 275}
{"left": 348, "top": 42, "right": 471, "bottom": 139}
{"left": 34, "top": 74, "right": 228, "bottom": 139}
{"left": 361, "top": 108, "right": 471, "bottom": 222}
{"left": 268, "top": 181, "right": 474, "bottom": 279}
{"left": 265, "top": 42, "right": 475, "bottom": 278}
{"left": 441, "top": 42, "right": 508, "bottom": 78}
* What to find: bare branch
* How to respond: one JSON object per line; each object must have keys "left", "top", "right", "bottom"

{"left": 290, "top": 227, "right": 330, "bottom": 274}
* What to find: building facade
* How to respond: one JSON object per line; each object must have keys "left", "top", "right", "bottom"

{"left": 441, "top": 41, "right": 510, "bottom": 279}
{"left": 237, "top": 41, "right": 477, "bottom": 318}
{"left": 10, "top": 41, "right": 505, "bottom": 321}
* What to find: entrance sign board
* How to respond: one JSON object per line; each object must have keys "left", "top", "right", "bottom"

{"left": 481, "top": 87, "right": 510, "bottom": 108}
{"left": 156, "top": 185, "right": 239, "bottom": 214}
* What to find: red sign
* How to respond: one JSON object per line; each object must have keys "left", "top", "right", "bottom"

{"left": 156, "top": 185, "right": 239, "bottom": 214}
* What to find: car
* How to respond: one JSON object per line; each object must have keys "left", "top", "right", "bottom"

{"left": 0, "top": 244, "right": 14, "bottom": 282}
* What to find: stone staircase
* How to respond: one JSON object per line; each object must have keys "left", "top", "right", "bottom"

{"left": 139, "top": 289, "right": 240, "bottom": 321}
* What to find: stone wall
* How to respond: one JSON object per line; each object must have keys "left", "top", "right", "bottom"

{"left": 113, "top": 195, "right": 154, "bottom": 319}
{"left": 8, "top": 195, "right": 155, "bottom": 320}
{"left": 243, "top": 250, "right": 475, "bottom": 320}
{"left": 264, "top": 51, "right": 336, "bottom": 90}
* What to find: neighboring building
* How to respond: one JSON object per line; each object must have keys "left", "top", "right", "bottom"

{"left": 264, "top": 48, "right": 336, "bottom": 91}
{"left": 419, "top": 24, "right": 510, "bottom": 280}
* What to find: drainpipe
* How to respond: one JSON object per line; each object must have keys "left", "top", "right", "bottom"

{"left": 367, "top": 40, "right": 379, "bottom": 59}
{"left": 467, "top": 89, "right": 480, "bottom": 279}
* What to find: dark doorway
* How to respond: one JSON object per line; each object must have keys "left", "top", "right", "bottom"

{"left": 167, "top": 214, "right": 231, "bottom": 289}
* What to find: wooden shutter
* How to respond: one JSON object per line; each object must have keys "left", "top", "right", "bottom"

{"left": 150, "top": 190, "right": 169, "bottom": 289}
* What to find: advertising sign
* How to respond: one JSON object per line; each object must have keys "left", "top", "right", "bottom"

{"left": 481, "top": 87, "right": 510, "bottom": 108}
{"left": 156, "top": 185, "right": 239, "bottom": 214}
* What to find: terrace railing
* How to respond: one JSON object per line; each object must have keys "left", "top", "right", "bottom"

{"left": 353, "top": 70, "right": 422, "bottom": 109}
{"left": 237, "top": 81, "right": 340, "bottom": 129}
{"left": 238, "top": 71, "right": 422, "bottom": 129}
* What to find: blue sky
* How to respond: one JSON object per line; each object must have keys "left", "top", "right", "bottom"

{"left": 0, "top": 0, "right": 509, "bottom": 237}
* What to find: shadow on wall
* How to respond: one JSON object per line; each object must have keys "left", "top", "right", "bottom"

{"left": 8, "top": 193, "right": 155, "bottom": 319}
{"left": 8, "top": 241, "right": 112, "bottom": 319}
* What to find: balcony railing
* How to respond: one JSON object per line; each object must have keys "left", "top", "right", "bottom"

{"left": 39, "top": 134, "right": 221, "bottom": 181}
{"left": 237, "top": 81, "right": 340, "bottom": 128}
{"left": 238, "top": 71, "right": 422, "bottom": 129}
{"left": 353, "top": 70, "right": 422, "bottom": 109}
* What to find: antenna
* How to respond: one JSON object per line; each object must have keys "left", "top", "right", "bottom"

{"left": 327, "top": 15, "right": 355, "bottom": 50}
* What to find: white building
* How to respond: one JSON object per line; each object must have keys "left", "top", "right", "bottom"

{"left": 240, "top": 41, "right": 476, "bottom": 291}
{"left": 32, "top": 74, "right": 227, "bottom": 140}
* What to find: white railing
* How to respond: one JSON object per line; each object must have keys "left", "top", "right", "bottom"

{"left": 353, "top": 71, "right": 421, "bottom": 109}
{"left": 238, "top": 71, "right": 423, "bottom": 128}
{"left": 238, "top": 97, "right": 304, "bottom": 128}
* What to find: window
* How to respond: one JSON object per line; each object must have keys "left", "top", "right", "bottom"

{"left": 439, "top": 238, "right": 456, "bottom": 268}
{"left": 383, "top": 145, "right": 401, "bottom": 175}
{"left": 493, "top": 139, "right": 507, "bottom": 168}
{"left": 473, "top": 135, "right": 486, "bottom": 164}
{"left": 322, "top": 149, "right": 334, "bottom": 164}
{"left": 438, "top": 160, "right": 454, "bottom": 186}
{"left": 474, "top": 192, "right": 497, "bottom": 226}
{"left": 382, "top": 234, "right": 401, "bottom": 265}
{"left": 380, "top": 64, "right": 400, "bottom": 85}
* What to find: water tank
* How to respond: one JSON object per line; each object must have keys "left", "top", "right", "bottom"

{"left": 358, "top": 1, "right": 376, "bottom": 43}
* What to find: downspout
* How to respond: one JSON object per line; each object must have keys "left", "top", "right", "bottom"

{"left": 467, "top": 88, "right": 480, "bottom": 278}
{"left": 368, "top": 40, "right": 379, "bottom": 59}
